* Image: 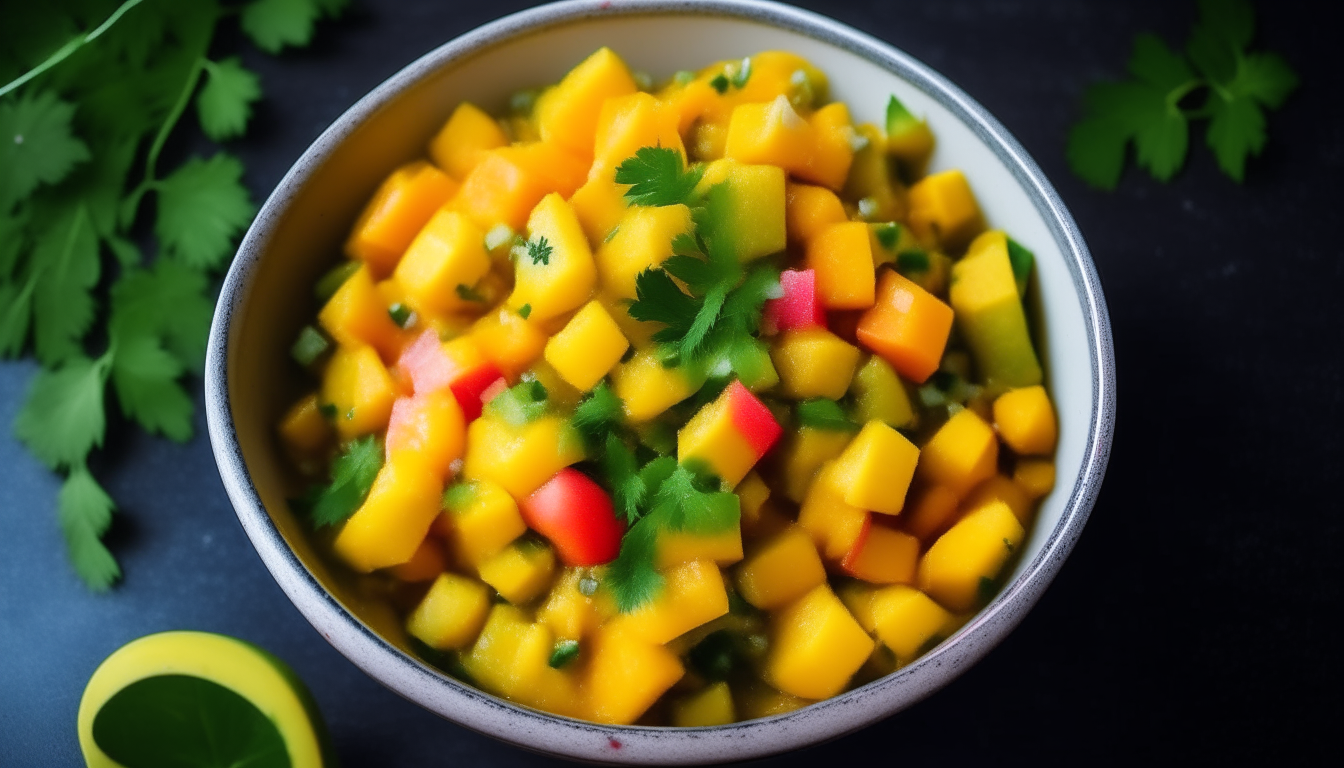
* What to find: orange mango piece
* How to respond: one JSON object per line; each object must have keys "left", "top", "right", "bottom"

{"left": 535, "top": 47, "right": 639, "bottom": 162}
{"left": 429, "top": 102, "right": 509, "bottom": 180}
{"left": 318, "top": 264, "right": 402, "bottom": 362}
{"left": 345, "top": 161, "right": 458, "bottom": 277}
{"left": 856, "top": 269, "right": 953, "bottom": 384}
{"left": 785, "top": 182, "right": 847, "bottom": 246}
{"left": 806, "top": 221, "right": 877, "bottom": 310}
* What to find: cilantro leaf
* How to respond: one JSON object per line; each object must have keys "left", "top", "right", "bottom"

{"left": 307, "top": 435, "right": 383, "bottom": 528}
{"left": 604, "top": 516, "right": 662, "bottom": 613}
{"left": 108, "top": 260, "right": 215, "bottom": 373}
{"left": 1237, "top": 52, "right": 1298, "bottom": 110}
{"left": 601, "top": 434, "right": 646, "bottom": 524}
{"left": 650, "top": 464, "right": 739, "bottom": 534}
{"left": 240, "top": 0, "right": 330, "bottom": 54}
{"left": 1205, "top": 94, "right": 1264, "bottom": 182}
{"left": 572, "top": 381, "right": 624, "bottom": 448}
{"left": 154, "top": 153, "right": 255, "bottom": 269}
{"left": 615, "top": 146, "right": 703, "bottom": 207}
{"left": 196, "top": 57, "right": 262, "bottom": 141}
{"left": 110, "top": 333, "right": 194, "bottom": 441}
{"left": 29, "top": 204, "right": 101, "bottom": 365}
{"left": 527, "top": 235, "right": 552, "bottom": 266}
{"left": 796, "top": 399, "right": 858, "bottom": 431}
{"left": 629, "top": 267, "right": 699, "bottom": 340}
{"left": 59, "top": 464, "right": 121, "bottom": 591}
{"left": 13, "top": 353, "right": 110, "bottom": 470}
{"left": 0, "top": 89, "right": 90, "bottom": 210}
{"left": 486, "top": 379, "right": 549, "bottom": 425}
{"left": 1186, "top": 0, "right": 1254, "bottom": 85}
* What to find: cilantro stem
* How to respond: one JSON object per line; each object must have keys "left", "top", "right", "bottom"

{"left": 0, "top": 0, "right": 146, "bottom": 99}
{"left": 122, "top": 55, "right": 209, "bottom": 227}
{"left": 1165, "top": 78, "right": 1206, "bottom": 114}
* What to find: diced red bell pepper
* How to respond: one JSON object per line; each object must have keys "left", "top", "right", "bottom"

{"left": 725, "top": 380, "right": 783, "bottom": 458}
{"left": 762, "top": 269, "right": 826, "bottom": 334}
{"left": 396, "top": 329, "right": 504, "bottom": 421}
{"left": 519, "top": 468, "right": 625, "bottom": 566}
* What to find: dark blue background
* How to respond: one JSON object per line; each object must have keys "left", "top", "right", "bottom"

{"left": 2, "top": 1, "right": 1340, "bottom": 765}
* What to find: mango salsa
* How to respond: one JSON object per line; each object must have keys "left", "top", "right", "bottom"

{"left": 281, "top": 47, "right": 1060, "bottom": 727}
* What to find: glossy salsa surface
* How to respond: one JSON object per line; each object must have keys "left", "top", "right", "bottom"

{"left": 277, "top": 47, "right": 1060, "bottom": 726}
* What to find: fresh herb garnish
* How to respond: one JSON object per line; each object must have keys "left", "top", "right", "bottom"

{"left": 796, "top": 398, "right": 858, "bottom": 431}
{"left": 0, "top": 0, "right": 344, "bottom": 590}
{"left": 548, "top": 639, "right": 581, "bottom": 669}
{"left": 572, "top": 381, "right": 624, "bottom": 449}
{"left": 387, "top": 302, "right": 414, "bottom": 327}
{"left": 527, "top": 235, "right": 552, "bottom": 266}
{"left": 290, "top": 325, "right": 330, "bottom": 366}
{"left": 730, "top": 57, "right": 752, "bottom": 89}
{"left": 1067, "top": 0, "right": 1298, "bottom": 187}
{"left": 873, "top": 222, "right": 902, "bottom": 252}
{"left": 601, "top": 433, "right": 647, "bottom": 525}
{"left": 614, "top": 145, "right": 704, "bottom": 207}
{"left": 304, "top": 435, "right": 383, "bottom": 529}
{"left": 896, "top": 249, "right": 930, "bottom": 275}
{"left": 517, "top": 303, "right": 532, "bottom": 319}
{"left": 455, "top": 283, "right": 486, "bottom": 303}
{"left": 708, "top": 74, "right": 729, "bottom": 94}
{"left": 485, "top": 379, "right": 549, "bottom": 425}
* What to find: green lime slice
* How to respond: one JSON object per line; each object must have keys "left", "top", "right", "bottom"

{"left": 78, "top": 632, "right": 331, "bottom": 768}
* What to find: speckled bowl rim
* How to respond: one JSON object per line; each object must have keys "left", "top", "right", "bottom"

{"left": 206, "top": 0, "right": 1116, "bottom": 763}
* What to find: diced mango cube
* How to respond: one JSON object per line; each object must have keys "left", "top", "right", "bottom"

{"left": 1013, "top": 458, "right": 1056, "bottom": 499}
{"left": 771, "top": 327, "right": 861, "bottom": 400}
{"left": 735, "top": 525, "right": 826, "bottom": 610}
{"left": 451, "top": 145, "right": 583, "bottom": 232}
{"left": 384, "top": 389, "right": 466, "bottom": 479}
{"left": 806, "top": 221, "right": 876, "bottom": 310}
{"left": 765, "top": 584, "right": 874, "bottom": 700}
{"left": 917, "top": 408, "right": 998, "bottom": 496}
{"left": 569, "top": 175, "right": 630, "bottom": 247}
{"left": 736, "top": 471, "right": 771, "bottom": 524}
{"left": 441, "top": 478, "right": 527, "bottom": 567}
{"left": 535, "top": 47, "right": 639, "bottom": 161}
{"left": 508, "top": 193, "right": 596, "bottom": 321}
{"left": 950, "top": 233, "right": 1042, "bottom": 389}
{"left": 907, "top": 169, "right": 984, "bottom": 250}
{"left": 902, "top": 484, "right": 962, "bottom": 542}
{"left": 478, "top": 540, "right": 557, "bottom": 605}
{"left": 849, "top": 354, "right": 917, "bottom": 429}
{"left": 543, "top": 300, "right": 629, "bottom": 391}
{"left": 918, "top": 500, "right": 1025, "bottom": 611}
{"left": 392, "top": 209, "right": 491, "bottom": 318}
{"left": 993, "top": 385, "right": 1057, "bottom": 455}
{"left": 468, "top": 305, "right": 547, "bottom": 381}
{"left": 656, "top": 527, "right": 743, "bottom": 569}
{"left": 462, "top": 414, "right": 585, "bottom": 500}
{"left": 387, "top": 536, "right": 448, "bottom": 583}
{"left": 678, "top": 380, "right": 781, "bottom": 487}
{"left": 806, "top": 102, "right": 856, "bottom": 191}
{"left": 869, "top": 585, "right": 952, "bottom": 662}
{"left": 406, "top": 572, "right": 492, "bottom": 650}
{"left": 278, "top": 393, "right": 333, "bottom": 462}
{"left": 333, "top": 453, "right": 443, "bottom": 572}
{"left": 696, "top": 158, "right": 787, "bottom": 261}
{"left": 724, "top": 95, "right": 815, "bottom": 176}
{"left": 963, "top": 474, "right": 1032, "bottom": 525}
{"left": 590, "top": 91, "right": 686, "bottom": 177}
{"left": 584, "top": 624, "right": 685, "bottom": 725}
{"left": 771, "top": 426, "right": 851, "bottom": 503}
{"left": 613, "top": 560, "right": 729, "bottom": 645}
{"left": 463, "top": 605, "right": 582, "bottom": 717}
{"left": 430, "top": 102, "right": 509, "bottom": 180}
{"left": 345, "top": 161, "right": 458, "bottom": 276}
{"left": 797, "top": 462, "right": 870, "bottom": 560}
{"left": 856, "top": 269, "right": 954, "bottom": 384}
{"left": 672, "top": 682, "right": 736, "bottom": 727}
{"left": 321, "top": 344, "right": 397, "bottom": 440}
{"left": 785, "top": 182, "right": 847, "bottom": 245}
{"left": 595, "top": 204, "right": 693, "bottom": 299}
{"left": 538, "top": 569, "right": 613, "bottom": 640}
{"left": 829, "top": 420, "right": 919, "bottom": 515}
{"left": 841, "top": 524, "right": 920, "bottom": 585}
{"left": 318, "top": 264, "right": 402, "bottom": 361}
{"left": 612, "top": 348, "right": 705, "bottom": 422}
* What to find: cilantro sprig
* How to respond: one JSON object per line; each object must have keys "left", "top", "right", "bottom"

{"left": 1067, "top": 0, "right": 1298, "bottom": 188}
{"left": 0, "top": 0, "right": 347, "bottom": 590}
{"left": 301, "top": 435, "right": 383, "bottom": 528}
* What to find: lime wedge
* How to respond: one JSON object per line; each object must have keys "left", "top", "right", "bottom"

{"left": 78, "top": 631, "right": 331, "bottom": 768}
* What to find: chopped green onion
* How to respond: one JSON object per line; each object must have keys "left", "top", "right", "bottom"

{"left": 633, "top": 70, "right": 654, "bottom": 90}
{"left": 673, "top": 70, "right": 696, "bottom": 86}
{"left": 730, "top": 57, "right": 752, "bottom": 89}
{"left": 484, "top": 223, "right": 516, "bottom": 252}
{"left": 885, "top": 94, "right": 921, "bottom": 136}
{"left": 314, "top": 261, "right": 361, "bottom": 301}
{"left": 290, "top": 325, "right": 330, "bottom": 366}
{"left": 874, "top": 222, "right": 901, "bottom": 252}
{"left": 318, "top": 403, "right": 337, "bottom": 419}
{"left": 509, "top": 89, "right": 537, "bottom": 115}
{"left": 548, "top": 639, "right": 581, "bottom": 669}
{"left": 848, "top": 129, "right": 870, "bottom": 153}
{"left": 442, "top": 481, "right": 478, "bottom": 513}
{"left": 604, "top": 225, "right": 621, "bottom": 243}
{"left": 456, "top": 283, "right": 486, "bottom": 303}
{"left": 518, "top": 303, "right": 532, "bottom": 319}
{"left": 388, "top": 303, "right": 414, "bottom": 328}
{"left": 789, "top": 69, "right": 816, "bottom": 109}
{"left": 709, "top": 73, "right": 729, "bottom": 94}
{"left": 345, "top": 408, "right": 355, "bottom": 421}
{"left": 896, "top": 249, "right": 930, "bottom": 275}
{"left": 578, "top": 576, "right": 599, "bottom": 596}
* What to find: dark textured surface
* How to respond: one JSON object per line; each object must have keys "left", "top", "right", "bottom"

{"left": 1, "top": 1, "right": 1340, "bottom": 765}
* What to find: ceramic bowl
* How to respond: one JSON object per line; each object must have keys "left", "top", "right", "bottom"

{"left": 205, "top": 0, "right": 1116, "bottom": 762}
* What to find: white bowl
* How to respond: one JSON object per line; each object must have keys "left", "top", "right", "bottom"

{"left": 205, "top": 0, "right": 1116, "bottom": 762}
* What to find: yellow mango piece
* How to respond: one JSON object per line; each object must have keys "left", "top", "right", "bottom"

{"left": 724, "top": 95, "right": 815, "bottom": 174}
{"left": 612, "top": 560, "right": 729, "bottom": 645}
{"left": 950, "top": 234, "right": 1042, "bottom": 389}
{"left": 993, "top": 385, "right": 1057, "bottom": 455}
{"left": 441, "top": 479, "right": 527, "bottom": 568}
{"left": 771, "top": 426, "right": 851, "bottom": 503}
{"left": 535, "top": 47, "right": 639, "bottom": 161}
{"left": 462, "top": 414, "right": 585, "bottom": 500}
{"left": 1013, "top": 458, "right": 1056, "bottom": 499}
{"left": 278, "top": 393, "right": 333, "bottom": 463}
{"left": 918, "top": 500, "right": 1025, "bottom": 612}
{"left": 917, "top": 408, "right": 999, "bottom": 496}
{"left": 590, "top": 91, "right": 685, "bottom": 177}
{"left": 543, "top": 300, "right": 629, "bottom": 391}
{"left": 869, "top": 585, "right": 952, "bottom": 662}
{"left": 837, "top": 581, "right": 878, "bottom": 632}
{"left": 842, "top": 524, "right": 920, "bottom": 585}
{"left": 903, "top": 484, "right": 962, "bottom": 542}
{"left": 387, "top": 536, "right": 447, "bottom": 583}
{"left": 735, "top": 681, "right": 814, "bottom": 720}
{"left": 785, "top": 182, "right": 848, "bottom": 246}
{"left": 569, "top": 176, "right": 630, "bottom": 247}
{"left": 612, "top": 348, "right": 705, "bottom": 422}
{"left": 333, "top": 453, "right": 443, "bottom": 572}
{"left": 656, "top": 527, "right": 743, "bottom": 570}
{"left": 830, "top": 420, "right": 920, "bottom": 515}
{"left": 584, "top": 624, "right": 685, "bottom": 725}
{"left": 771, "top": 327, "right": 861, "bottom": 400}
{"left": 736, "top": 471, "right": 770, "bottom": 523}
{"left": 677, "top": 395, "right": 759, "bottom": 489}
{"left": 385, "top": 389, "right": 466, "bottom": 479}
{"left": 907, "top": 169, "right": 984, "bottom": 251}
{"left": 672, "top": 682, "right": 736, "bottom": 727}
{"left": 318, "top": 264, "right": 402, "bottom": 361}
{"left": 463, "top": 605, "right": 582, "bottom": 718}
{"left": 509, "top": 193, "right": 597, "bottom": 321}
{"left": 430, "top": 102, "right": 509, "bottom": 180}
{"left": 522, "top": 359, "right": 583, "bottom": 410}
{"left": 406, "top": 572, "right": 492, "bottom": 650}
{"left": 696, "top": 158, "right": 787, "bottom": 261}
{"left": 321, "top": 344, "right": 396, "bottom": 440}
{"left": 469, "top": 305, "right": 547, "bottom": 380}
{"left": 805, "top": 101, "right": 855, "bottom": 192}
{"left": 392, "top": 209, "right": 491, "bottom": 318}
{"left": 345, "top": 161, "right": 458, "bottom": 276}
{"left": 806, "top": 221, "right": 876, "bottom": 310}
{"left": 797, "top": 462, "right": 869, "bottom": 561}
{"left": 765, "top": 584, "right": 874, "bottom": 700}
{"left": 595, "top": 203, "right": 694, "bottom": 299}
{"left": 849, "top": 354, "right": 917, "bottom": 430}
{"left": 478, "top": 540, "right": 557, "bottom": 605}
{"left": 963, "top": 474, "right": 1032, "bottom": 525}
{"left": 735, "top": 525, "right": 826, "bottom": 610}
{"left": 538, "top": 569, "right": 612, "bottom": 640}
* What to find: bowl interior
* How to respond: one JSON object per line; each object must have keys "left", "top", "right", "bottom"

{"left": 213, "top": 1, "right": 1110, "bottom": 763}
